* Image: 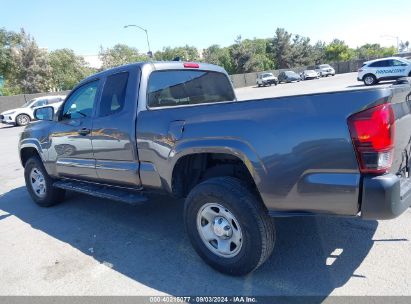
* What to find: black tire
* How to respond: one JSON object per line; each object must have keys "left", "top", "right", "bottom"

{"left": 16, "top": 114, "right": 30, "bottom": 126}
{"left": 408, "top": 72, "right": 411, "bottom": 77}
{"left": 274, "top": 81, "right": 278, "bottom": 86}
{"left": 257, "top": 84, "right": 261, "bottom": 87}
{"left": 184, "top": 177, "right": 275, "bottom": 276}
{"left": 363, "top": 74, "right": 377, "bottom": 86}
{"left": 24, "top": 156, "right": 65, "bottom": 207}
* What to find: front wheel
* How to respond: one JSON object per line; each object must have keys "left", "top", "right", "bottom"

{"left": 184, "top": 177, "right": 275, "bottom": 276}
{"left": 24, "top": 156, "right": 65, "bottom": 207}
{"left": 16, "top": 114, "right": 30, "bottom": 126}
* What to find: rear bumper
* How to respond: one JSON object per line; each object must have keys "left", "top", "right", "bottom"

{"left": 361, "top": 174, "right": 411, "bottom": 220}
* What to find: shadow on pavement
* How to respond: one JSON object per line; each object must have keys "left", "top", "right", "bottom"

{"left": 346, "top": 81, "right": 397, "bottom": 89}
{"left": 0, "top": 186, "right": 380, "bottom": 296}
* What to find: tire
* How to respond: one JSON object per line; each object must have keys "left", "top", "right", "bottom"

{"left": 363, "top": 74, "right": 377, "bottom": 86}
{"left": 184, "top": 177, "right": 275, "bottom": 276}
{"left": 257, "top": 84, "right": 261, "bottom": 87}
{"left": 24, "top": 156, "right": 65, "bottom": 207}
{"left": 16, "top": 114, "right": 30, "bottom": 126}
{"left": 408, "top": 72, "right": 411, "bottom": 77}
{"left": 274, "top": 81, "right": 278, "bottom": 86}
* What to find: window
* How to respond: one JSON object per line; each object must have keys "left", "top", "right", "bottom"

{"left": 62, "top": 80, "right": 98, "bottom": 120}
{"left": 99, "top": 72, "right": 129, "bottom": 116}
{"left": 48, "top": 97, "right": 64, "bottom": 104}
{"left": 391, "top": 60, "right": 407, "bottom": 67}
{"left": 31, "top": 99, "right": 48, "bottom": 108}
{"left": 369, "top": 60, "right": 388, "bottom": 68}
{"left": 147, "top": 70, "right": 235, "bottom": 108}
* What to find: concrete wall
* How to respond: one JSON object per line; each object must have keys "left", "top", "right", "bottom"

{"left": 0, "top": 91, "right": 70, "bottom": 113}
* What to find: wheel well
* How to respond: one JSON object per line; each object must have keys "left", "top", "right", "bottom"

{"left": 363, "top": 73, "right": 375, "bottom": 79}
{"left": 172, "top": 153, "right": 257, "bottom": 198}
{"left": 20, "top": 147, "right": 39, "bottom": 167}
{"left": 408, "top": 71, "right": 411, "bottom": 77}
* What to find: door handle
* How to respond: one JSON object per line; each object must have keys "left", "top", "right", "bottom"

{"left": 78, "top": 128, "right": 91, "bottom": 136}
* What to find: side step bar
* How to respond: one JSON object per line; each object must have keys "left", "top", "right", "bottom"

{"left": 53, "top": 180, "right": 147, "bottom": 206}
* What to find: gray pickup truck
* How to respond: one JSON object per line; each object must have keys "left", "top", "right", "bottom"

{"left": 19, "top": 61, "right": 411, "bottom": 276}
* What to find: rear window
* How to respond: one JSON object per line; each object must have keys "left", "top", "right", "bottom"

{"left": 147, "top": 70, "right": 235, "bottom": 108}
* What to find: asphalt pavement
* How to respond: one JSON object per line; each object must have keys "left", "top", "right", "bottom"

{"left": 0, "top": 73, "right": 410, "bottom": 296}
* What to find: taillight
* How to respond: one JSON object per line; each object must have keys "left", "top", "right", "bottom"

{"left": 348, "top": 104, "right": 395, "bottom": 174}
{"left": 183, "top": 62, "right": 199, "bottom": 68}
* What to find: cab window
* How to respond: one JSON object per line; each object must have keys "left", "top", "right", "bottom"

{"left": 99, "top": 72, "right": 129, "bottom": 117}
{"left": 62, "top": 80, "right": 99, "bottom": 120}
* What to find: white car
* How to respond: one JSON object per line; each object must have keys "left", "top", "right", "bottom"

{"left": 256, "top": 73, "right": 278, "bottom": 87}
{"left": 357, "top": 57, "right": 411, "bottom": 86}
{"left": 315, "top": 64, "right": 335, "bottom": 77}
{"left": 0, "top": 95, "right": 66, "bottom": 126}
{"left": 300, "top": 70, "right": 320, "bottom": 80}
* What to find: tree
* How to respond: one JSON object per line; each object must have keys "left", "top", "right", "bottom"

{"left": 356, "top": 43, "right": 396, "bottom": 60}
{"left": 8, "top": 29, "right": 52, "bottom": 94}
{"left": 290, "top": 35, "right": 314, "bottom": 67}
{"left": 312, "top": 41, "right": 326, "bottom": 64}
{"left": 99, "top": 44, "right": 148, "bottom": 69}
{"left": 399, "top": 41, "right": 410, "bottom": 53}
{"left": 202, "top": 45, "right": 235, "bottom": 73}
{"left": 270, "top": 28, "right": 293, "bottom": 68}
{"left": 155, "top": 45, "right": 199, "bottom": 61}
{"left": 229, "top": 37, "right": 274, "bottom": 73}
{"left": 49, "top": 49, "right": 93, "bottom": 91}
{"left": 324, "top": 39, "right": 355, "bottom": 62}
{"left": 0, "top": 28, "right": 23, "bottom": 95}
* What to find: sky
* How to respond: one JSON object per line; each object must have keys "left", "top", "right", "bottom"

{"left": 2, "top": 0, "right": 410, "bottom": 58}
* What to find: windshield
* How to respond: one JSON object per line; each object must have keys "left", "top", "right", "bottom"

{"left": 305, "top": 70, "right": 316, "bottom": 73}
{"left": 285, "top": 71, "right": 298, "bottom": 76}
{"left": 21, "top": 99, "right": 35, "bottom": 107}
{"left": 262, "top": 73, "right": 273, "bottom": 78}
{"left": 319, "top": 64, "right": 330, "bottom": 69}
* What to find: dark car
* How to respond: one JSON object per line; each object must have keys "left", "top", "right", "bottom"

{"left": 278, "top": 71, "right": 301, "bottom": 83}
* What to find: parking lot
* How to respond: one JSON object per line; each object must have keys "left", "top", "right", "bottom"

{"left": 1, "top": 72, "right": 411, "bottom": 297}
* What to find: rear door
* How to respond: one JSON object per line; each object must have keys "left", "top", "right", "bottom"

{"left": 49, "top": 79, "right": 100, "bottom": 180}
{"left": 91, "top": 68, "right": 141, "bottom": 187}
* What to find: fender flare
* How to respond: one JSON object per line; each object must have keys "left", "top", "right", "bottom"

{"left": 166, "top": 138, "right": 267, "bottom": 192}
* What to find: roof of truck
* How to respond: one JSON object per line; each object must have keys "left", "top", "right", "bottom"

{"left": 79, "top": 61, "right": 226, "bottom": 86}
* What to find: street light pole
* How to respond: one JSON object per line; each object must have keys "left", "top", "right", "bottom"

{"left": 380, "top": 35, "right": 400, "bottom": 53}
{"left": 124, "top": 24, "right": 153, "bottom": 58}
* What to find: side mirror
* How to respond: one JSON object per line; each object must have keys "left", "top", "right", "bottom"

{"left": 34, "top": 106, "right": 54, "bottom": 121}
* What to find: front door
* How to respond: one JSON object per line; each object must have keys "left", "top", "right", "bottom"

{"left": 91, "top": 70, "right": 141, "bottom": 187}
{"left": 49, "top": 79, "right": 100, "bottom": 180}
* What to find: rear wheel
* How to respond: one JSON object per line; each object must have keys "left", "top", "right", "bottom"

{"left": 184, "top": 177, "right": 275, "bottom": 276}
{"left": 364, "top": 74, "right": 377, "bottom": 86}
{"left": 16, "top": 114, "right": 30, "bottom": 126}
{"left": 24, "top": 156, "right": 65, "bottom": 207}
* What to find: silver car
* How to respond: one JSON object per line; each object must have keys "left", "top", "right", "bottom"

{"left": 301, "top": 70, "right": 320, "bottom": 80}
{"left": 315, "top": 64, "right": 335, "bottom": 77}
